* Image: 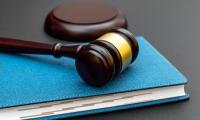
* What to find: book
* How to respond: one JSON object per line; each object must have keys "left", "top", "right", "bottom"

{"left": 0, "top": 36, "right": 189, "bottom": 119}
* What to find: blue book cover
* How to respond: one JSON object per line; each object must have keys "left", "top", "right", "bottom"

{"left": 0, "top": 36, "right": 189, "bottom": 119}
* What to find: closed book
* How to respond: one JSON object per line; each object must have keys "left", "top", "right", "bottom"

{"left": 0, "top": 36, "right": 189, "bottom": 119}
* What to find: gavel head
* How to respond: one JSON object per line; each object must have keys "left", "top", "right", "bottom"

{"left": 75, "top": 28, "right": 139, "bottom": 87}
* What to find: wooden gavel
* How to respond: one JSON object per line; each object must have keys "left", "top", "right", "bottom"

{"left": 0, "top": 28, "right": 139, "bottom": 87}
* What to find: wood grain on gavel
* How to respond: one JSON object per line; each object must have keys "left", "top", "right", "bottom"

{"left": 0, "top": 37, "right": 79, "bottom": 58}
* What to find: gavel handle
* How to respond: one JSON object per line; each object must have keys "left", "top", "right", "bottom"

{"left": 0, "top": 37, "right": 79, "bottom": 58}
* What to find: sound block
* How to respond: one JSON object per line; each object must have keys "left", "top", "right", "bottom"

{"left": 44, "top": 1, "right": 127, "bottom": 42}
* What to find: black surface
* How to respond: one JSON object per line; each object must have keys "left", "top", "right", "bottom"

{"left": 0, "top": 0, "right": 199, "bottom": 119}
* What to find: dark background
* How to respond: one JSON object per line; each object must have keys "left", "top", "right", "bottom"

{"left": 0, "top": 0, "right": 199, "bottom": 119}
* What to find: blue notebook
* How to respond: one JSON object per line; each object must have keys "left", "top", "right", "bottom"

{"left": 0, "top": 36, "right": 189, "bottom": 119}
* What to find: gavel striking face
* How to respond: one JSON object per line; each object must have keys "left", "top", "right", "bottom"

{"left": 0, "top": 28, "right": 139, "bottom": 87}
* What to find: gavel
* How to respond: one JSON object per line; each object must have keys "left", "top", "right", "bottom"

{"left": 0, "top": 28, "right": 139, "bottom": 87}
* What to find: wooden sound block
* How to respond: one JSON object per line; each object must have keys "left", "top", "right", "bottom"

{"left": 44, "top": 1, "right": 127, "bottom": 42}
